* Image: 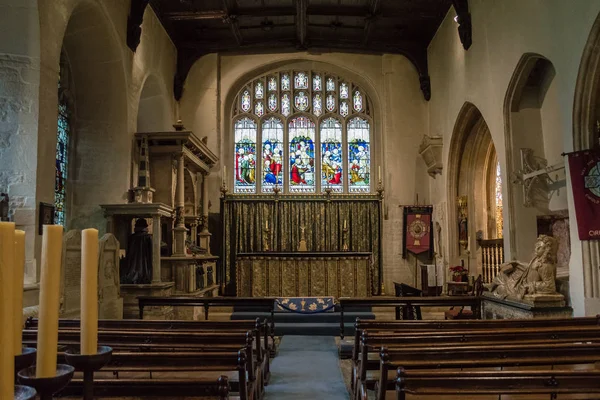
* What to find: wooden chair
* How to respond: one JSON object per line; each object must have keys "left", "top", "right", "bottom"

{"left": 444, "top": 274, "right": 483, "bottom": 320}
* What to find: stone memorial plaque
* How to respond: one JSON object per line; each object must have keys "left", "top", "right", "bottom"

{"left": 60, "top": 230, "right": 82, "bottom": 318}
{"left": 98, "top": 234, "right": 124, "bottom": 319}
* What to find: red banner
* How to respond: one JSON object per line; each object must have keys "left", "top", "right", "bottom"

{"left": 567, "top": 149, "right": 600, "bottom": 240}
{"left": 404, "top": 207, "right": 432, "bottom": 255}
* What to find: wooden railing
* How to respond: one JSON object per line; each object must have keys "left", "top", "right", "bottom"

{"left": 480, "top": 239, "right": 504, "bottom": 283}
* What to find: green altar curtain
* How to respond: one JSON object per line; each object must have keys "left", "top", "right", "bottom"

{"left": 221, "top": 196, "right": 382, "bottom": 295}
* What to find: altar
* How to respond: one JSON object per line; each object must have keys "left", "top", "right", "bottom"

{"left": 236, "top": 252, "right": 373, "bottom": 297}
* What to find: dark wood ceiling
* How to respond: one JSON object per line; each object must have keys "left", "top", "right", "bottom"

{"left": 132, "top": 0, "right": 469, "bottom": 100}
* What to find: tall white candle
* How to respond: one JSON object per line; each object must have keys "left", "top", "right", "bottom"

{"left": 81, "top": 229, "right": 99, "bottom": 355}
{"left": 344, "top": 219, "right": 347, "bottom": 229}
{"left": 0, "top": 222, "right": 15, "bottom": 399}
{"left": 265, "top": 219, "right": 269, "bottom": 230}
{"left": 36, "top": 225, "right": 63, "bottom": 378}
{"left": 14, "top": 230, "right": 26, "bottom": 355}
{"left": 223, "top": 166, "right": 227, "bottom": 185}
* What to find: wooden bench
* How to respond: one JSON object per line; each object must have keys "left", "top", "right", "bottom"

{"left": 393, "top": 369, "right": 600, "bottom": 400}
{"left": 371, "top": 342, "right": 600, "bottom": 400}
{"left": 57, "top": 376, "right": 232, "bottom": 399}
{"left": 339, "top": 297, "right": 482, "bottom": 338}
{"left": 25, "top": 317, "right": 272, "bottom": 384}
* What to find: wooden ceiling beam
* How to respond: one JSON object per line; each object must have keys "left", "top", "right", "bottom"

{"left": 362, "top": 0, "right": 381, "bottom": 45}
{"left": 452, "top": 0, "right": 472, "bottom": 50}
{"left": 296, "top": 0, "right": 308, "bottom": 49}
{"left": 221, "top": 0, "right": 243, "bottom": 46}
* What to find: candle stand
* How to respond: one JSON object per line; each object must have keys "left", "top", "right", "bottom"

{"left": 14, "top": 385, "right": 36, "bottom": 400}
{"left": 17, "top": 364, "right": 74, "bottom": 400}
{"left": 64, "top": 346, "right": 113, "bottom": 400}
{"left": 14, "top": 347, "right": 36, "bottom": 383}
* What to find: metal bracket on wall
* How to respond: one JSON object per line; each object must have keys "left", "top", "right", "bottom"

{"left": 511, "top": 148, "right": 565, "bottom": 207}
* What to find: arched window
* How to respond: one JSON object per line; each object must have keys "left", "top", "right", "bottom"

{"left": 232, "top": 71, "right": 373, "bottom": 194}
{"left": 54, "top": 51, "right": 73, "bottom": 226}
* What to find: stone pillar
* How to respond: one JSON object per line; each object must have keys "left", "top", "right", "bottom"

{"left": 199, "top": 173, "right": 212, "bottom": 253}
{"left": 152, "top": 215, "right": 162, "bottom": 283}
{"left": 173, "top": 152, "right": 187, "bottom": 256}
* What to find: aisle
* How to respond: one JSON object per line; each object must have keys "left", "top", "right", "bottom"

{"left": 264, "top": 336, "right": 350, "bottom": 400}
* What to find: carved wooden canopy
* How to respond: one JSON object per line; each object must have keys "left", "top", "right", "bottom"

{"left": 128, "top": 0, "right": 472, "bottom": 101}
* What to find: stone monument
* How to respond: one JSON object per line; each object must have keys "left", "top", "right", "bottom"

{"left": 98, "top": 234, "right": 124, "bottom": 319}
{"left": 59, "top": 230, "right": 82, "bottom": 318}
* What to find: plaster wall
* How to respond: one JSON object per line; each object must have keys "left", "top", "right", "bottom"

{"left": 180, "top": 51, "right": 429, "bottom": 292}
{"left": 427, "top": 0, "right": 600, "bottom": 315}
{"left": 3, "top": 0, "right": 177, "bottom": 305}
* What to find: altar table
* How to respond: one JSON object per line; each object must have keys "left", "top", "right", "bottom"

{"left": 236, "top": 252, "right": 373, "bottom": 297}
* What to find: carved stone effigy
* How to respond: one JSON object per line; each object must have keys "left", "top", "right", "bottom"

{"left": 236, "top": 252, "right": 372, "bottom": 297}
{"left": 483, "top": 235, "right": 571, "bottom": 318}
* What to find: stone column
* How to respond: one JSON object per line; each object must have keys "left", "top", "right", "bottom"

{"left": 199, "top": 173, "right": 212, "bottom": 253}
{"left": 152, "top": 215, "right": 162, "bottom": 283}
{"left": 173, "top": 152, "right": 187, "bottom": 256}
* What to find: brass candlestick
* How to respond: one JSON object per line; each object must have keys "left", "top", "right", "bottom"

{"left": 263, "top": 227, "right": 270, "bottom": 251}
{"left": 342, "top": 227, "right": 349, "bottom": 251}
{"left": 18, "top": 364, "right": 75, "bottom": 400}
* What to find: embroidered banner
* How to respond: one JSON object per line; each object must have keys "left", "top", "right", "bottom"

{"left": 275, "top": 297, "right": 336, "bottom": 314}
{"left": 567, "top": 149, "right": 600, "bottom": 240}
{"left": 402, "top": 206, "right": 433, "bottom": 258}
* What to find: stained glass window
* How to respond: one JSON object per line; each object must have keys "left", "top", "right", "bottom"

{"left": 255, "top": 82, "right": 264, "bottom": 99}
{"left": 255, "top": 101, "right": 264, "bottom": 117}
{"left": 326, "top": 77, "right": 335, "bottom": 92}
{"left": 268, "top": 93, "right": 278, "bottom": 112}
{"left": 289, "top": 117, "right": 316, "bottom": 193}
{"left": 348, "top": 117, "right": 370, "bottom": 193}
{"left": 262, "top": 117, "right": 284, "bottom": 193}
{"left": 340, "top": 83, "right": 349, "bottom": 99}
{"left": 313, "top": 75, "right": 322, "bottom": 91}
{"left": 241, "top": 90, "right": 251, "bottom": 113}
{"left": 353, "top": 90, "right": 363, "bottom": 112}
{"left": 55, "top": 82, "right": 70, "bottom": 226}
{"left": 495, "top": 161, "right": 503, "bottom": 238}
{"left": 340, "top": 101, "right": 349, "bottom": 117}
{"left": 320, "top": 118, "right": 343, "bottom": 192}
{"left": 295, "top": 72, "right": 308, "bottom": 89}
{"left": 313, "top": 94, "right": 322, "bottom": 117}
{"left": 268, "top": 76, "right": 277, "bottom": 91}
{"left": 282, "top": 93, "right": 291, "bottom": 116}
{"left": 234, "top": 118, "right": 257, "bottom": 193}
{"left": 233, "top": 70, "right": 373, "bottom": 194}
{"left": 295, "top": 91, "right": 309, "bottom": 112}
{"left": 281, "top": 74, "right": 291, "bottom": 90}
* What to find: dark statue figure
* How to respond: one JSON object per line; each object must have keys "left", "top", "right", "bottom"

{"left": 120, "top": 218, "right": 153, "bottom": 284}
{"left": 0, "top": 193, "right": 9, "bottom": 221}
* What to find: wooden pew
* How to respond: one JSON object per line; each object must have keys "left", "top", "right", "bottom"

{"left": 338, "top": 297, "right": 482, "bottom": 338}
{"left": 371, "top": 342, "right": 600, "bottom": 400}
{"left": 25, "top": 317, "right": 272, "bottom": 384}
{"left": 57, "top": 350, "right": 250, "bottom": 400}
{"left": 393, "top": 369, "right": 600, "bottom": 400}
{"left": 23, "top": 329, "right": 262, "bottom": 399}
{"left": 58, "top": 375, "right": 231, "bottom": 399}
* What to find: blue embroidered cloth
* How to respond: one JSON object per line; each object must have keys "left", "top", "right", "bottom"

{"left": 275, "top": 297, "right": 336, "bottom": 314}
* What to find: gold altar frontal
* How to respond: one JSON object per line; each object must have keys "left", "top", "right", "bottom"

{"left": 236, "top": 252, "right": 373, "bottom": 297}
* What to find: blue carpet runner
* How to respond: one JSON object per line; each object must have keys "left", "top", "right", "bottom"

{"left": 264, "top": 336, "right": 349, "bottom": 400}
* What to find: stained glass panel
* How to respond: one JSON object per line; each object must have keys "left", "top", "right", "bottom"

{"left": 295, "top": 91, "right": 309, "bottom": 111}
{"left": 268, "top": 93, "right": 278, "bottom": 112}
{"left": 255, "top": 101, "right": 264, "bottom": 117}
{"left": 320, "top": 118, "right": 343, "bottom": 192}
{"left": 281, "top": 74, "right": 291, "bottom": 90}
{"left": 255, "top": 82, "right": 264, "bottom": 99}
{"left": 282, "top": 93, "right": 291, "bottom": 116}
{"left": 326, "top": 77, "right": 335, "bottom": 92}
{"left": 326, "top": 94, "right": 336, "bottom": 112}
{"left": 313, "top": 94, "right": 322, "bottom": 117}
{"left": 353, "top": 90, "right": 363, "bottom": 112}
{"left": 348, "top": 117, "right": 370, "bottom": 193}
{"left": 340, "top": 101, "right": 349, "bottom": 117}
{"left": 313, "top": 75, "right": 322, "bottom": 91}
{"left": 54, "top": 92, "right": 70, "bottom": 226}
{"left": 241, "top": 90, "right": 251, "bottom": 112}
{"left": 496, "top": 161, "right": 503, "bottom": 238}
{"left": 289, "top": 117, "right": 316, "bottom": 193}
{"left": 295, "top": 72, "right": 308, "bottom": 89}
{"left": 234, "top": 118, "right": 257, "bottom": 193}
{"left": 262, "top": 117, "right": 284, "bottom": 193}
{"left": 268, "top": 76, "right": 277, "bottom": 91}
{"left": 340, "top": 83, "right": 349, "bottom": 99}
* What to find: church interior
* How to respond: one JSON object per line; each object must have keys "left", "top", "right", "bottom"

{"left": 2, "top": 0, "right": 600, "bottom": 398}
